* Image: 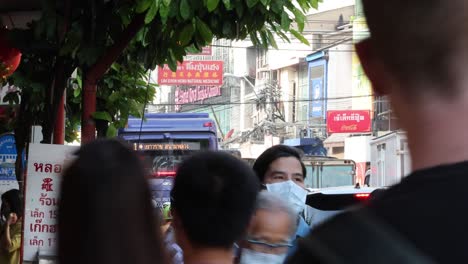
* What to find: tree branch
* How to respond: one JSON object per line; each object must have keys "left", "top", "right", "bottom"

{"left": 84, "top": 13, "right": 146, "bottom": 85}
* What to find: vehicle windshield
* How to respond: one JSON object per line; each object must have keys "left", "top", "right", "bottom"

{"left": 305, "top": 164, "right": 355, "bottom": 189}
{"left": 131, "top": 139, "right": 210, "bottom": 175}
{"left": 129, "top": 139, "right": 210, "bottom": 208}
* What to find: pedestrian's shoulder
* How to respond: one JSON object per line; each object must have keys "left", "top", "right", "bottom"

{"left": 286, "top": 208, "right": 435, "bottom": 264}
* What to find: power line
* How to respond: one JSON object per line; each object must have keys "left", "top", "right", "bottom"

{"left": 150, "top": 94, "right": 374, "bottom": 107}
{"left": 209, "top": 44, "right": 356, "bottom": 52}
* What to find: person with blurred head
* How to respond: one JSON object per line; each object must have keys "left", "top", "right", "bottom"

{"left": 171, "top": 151, "right": 259, "bottom": 264}
{"left": 236, "top": 192, "right": 297, "bottom": 264}
{"left": 287, "top": 0, "right": 468, "bottom": 263}
{"left": 58, "top": 139, "right": 167, "bottom": 264}
{"left": 252, "top": 145, "right": 311, "bottom": 253}
{"left": 0, "top": 189, "right": 22, "bottom": 264}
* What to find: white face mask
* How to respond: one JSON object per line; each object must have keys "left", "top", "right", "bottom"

{"left": 266, "top": 180, "right": 307, "bottom": 215}
{"left": 240, "top": 248, "right": 286, "bottom": 264}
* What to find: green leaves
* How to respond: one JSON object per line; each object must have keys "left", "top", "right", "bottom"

{"left": 291, "top": 7, "right": 306, "bottom": 32}
{"left": 196, "top": 18, "right": 213, "bottom": 43}
{"left": 145, "top": 0, "right": 160, "bottom": 24}
{"left": 106, "top": 123, "right": 118, "bottom": 137}
{"left": 136, "top": 0, "right": 153, "bottom": 13}
{"left": 207, "top": 0, "right": 220, "bottom": 12}
{"left": 159, "top": 1, "right": 171, "bottom": 23}
{"left": 281, "top": 11, "right": 291, "bottom": 31}
{"left": 290, "top": 29, "right": 310, "bottom": 45}
{"left": 246, "top": 0, "right": 259, "bottom": 8}
{"left": 180, "top": 0, "right": 192, "bottom": 20}
{"left": 92, "top": 111, "right": 113, "bottom": 122}
{"left": 179, "top": 24, "right": 195, "bottom": 46}
{"left": 222, "top": 0, "right": 233, "bottom": 10}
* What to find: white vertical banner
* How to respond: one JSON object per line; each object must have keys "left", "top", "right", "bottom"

{"left": 23, "top": 144, "right": 78, "bottom": 261}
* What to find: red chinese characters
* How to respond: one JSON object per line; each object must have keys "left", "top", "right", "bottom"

{"left": 327, "top": 110, "right": 372, "bottom": 134}
{"left": 41, "top": 178, "right": 54, "bottom": 192}
{"left": 158, "top": 61, "right": 223, "bottom": 86}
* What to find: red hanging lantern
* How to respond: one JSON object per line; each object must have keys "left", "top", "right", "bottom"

{"left": 0, "top": 29, "right": 21, "bottom": 78}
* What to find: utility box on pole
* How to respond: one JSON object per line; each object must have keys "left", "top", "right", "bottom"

{"left": 370, "top": 131, "right": 411, "bottom": 187}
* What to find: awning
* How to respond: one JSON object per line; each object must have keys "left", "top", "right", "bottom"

{"left": 269, "top": 57, "right": 304, "bottom": 70}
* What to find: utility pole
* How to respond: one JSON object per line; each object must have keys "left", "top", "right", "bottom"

{"left": 210, "top": 106, "right": 225, "bottom": 139}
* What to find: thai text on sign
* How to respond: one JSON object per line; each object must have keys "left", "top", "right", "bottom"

{"left": 157, "top": 61, "right": 223, "bottom": 86}
{"left": 327, "top": 110, "right": 372, "bottom": 134}
{"left": 23, "top": 144, "right": 78, "bottom": 261}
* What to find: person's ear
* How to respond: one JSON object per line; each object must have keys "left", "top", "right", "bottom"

{"left": 355, "top": 38, "right": 392, "bottom": 96}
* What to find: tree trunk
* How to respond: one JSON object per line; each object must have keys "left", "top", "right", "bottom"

{"left": 81, "top": 13, "right": 145, "bottom": 143}
{"left": 53, "top": 92, "right": 66, "bottom": 144}
{"left": 81, "top": 78, "right": 97, "bottom": 144}
{"left": 41, "top": 59, "right": 75, "bottom": 144}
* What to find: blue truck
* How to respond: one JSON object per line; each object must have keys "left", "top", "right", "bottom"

{"left": 118, "top": 113, "right": 218, "bottom": 209}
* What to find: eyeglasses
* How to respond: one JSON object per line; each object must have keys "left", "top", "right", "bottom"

{"left": 246, "top": 238, "right": 293, "bottom": 254}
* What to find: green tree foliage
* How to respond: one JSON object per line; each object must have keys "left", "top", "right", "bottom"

{"left": 65, "top": 54, "right": 157, "bottom": 142}
{"left": 4, "top": 0, "right": 321, "bottom": 187}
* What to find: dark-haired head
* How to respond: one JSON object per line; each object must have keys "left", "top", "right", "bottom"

{"left": 1, "top": 189, "right": 22, "bottom": 219}
{"left": 171, "top": 151, "right": 260, "bottom": 251}
{"left": 58, "top": 139, "right": 166, "bottom": 264}
{"left": 253, "top": 145, "right": 306, "bottom": 187}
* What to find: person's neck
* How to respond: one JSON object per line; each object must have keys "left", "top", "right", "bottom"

{"left": 405, "top": 94, "right": 468, "bottom": 172}
{"left": 184, "top": 247, "right": 234, "bottom": 264}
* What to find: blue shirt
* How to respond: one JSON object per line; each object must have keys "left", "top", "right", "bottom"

{"left": 164, "top": 226, "right": 184, "bottom": 264}
{"left": 288, "top": 216, "right": 310, "bottom": 256}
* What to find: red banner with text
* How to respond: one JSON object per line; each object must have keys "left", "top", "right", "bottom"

{"left": 327, "top": 110, "right": 372, "bottom": 134}
{"left": 158, "top": 61, "right": 223, "bottom": 86}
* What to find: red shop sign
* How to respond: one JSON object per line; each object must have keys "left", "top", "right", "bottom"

{"left": 327, "top": 110, "right": 371, "bottom": 133}
{"left": 158, "top": 61, "right": 223, "bottom": 86}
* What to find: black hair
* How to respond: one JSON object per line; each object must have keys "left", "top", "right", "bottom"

{"left": 252, "top": 145, "right": 307, "bottom": 183}
{"left": 59, "top": 139, "right": 167, "bottom": 264}
{"left": 171, "top": 151, "right": 260, "bottom": 249}
{"left": 1, "top": 189, "right": 22, "bottom": 218}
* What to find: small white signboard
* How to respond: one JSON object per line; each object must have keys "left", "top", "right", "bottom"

{"left": 23, "top": 144, "right": 77, "bottom": 261}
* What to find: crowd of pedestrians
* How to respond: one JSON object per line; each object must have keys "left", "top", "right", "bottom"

{"left": 1, "top": 0, "right": 466, "bottom": 263}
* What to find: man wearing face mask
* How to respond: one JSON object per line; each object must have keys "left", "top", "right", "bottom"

{"left": 236, "top": 192, "right": 297, "bottom": 264}
{"left": 253, "top": 145, "right": 311, "bottom": 255}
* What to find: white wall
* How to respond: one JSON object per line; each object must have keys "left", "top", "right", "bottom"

{"left": 327, "top": 43, "right": 353, "bottom": 111}
{"left": 307, "top": 0, "right": 355, "bottom": 15}
{"left": 279, "top": 67, "right": 298, "bottom": 123}
{"left": 231, "top": 40, "right": 251, "bottom": 76}
{"left": 344, "top": 136, "right": 371, "bottom": 162}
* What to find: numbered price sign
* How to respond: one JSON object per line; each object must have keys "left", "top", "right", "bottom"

{"left": 23, "top": 144, "right": 77, "bottom": 261}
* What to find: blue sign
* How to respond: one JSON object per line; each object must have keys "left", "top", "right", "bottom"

{"left": 0, "top": 134, "right": 25, "bottom": 181}
{"left": 310, "top": 78, "right": 324, "bottom": 117}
